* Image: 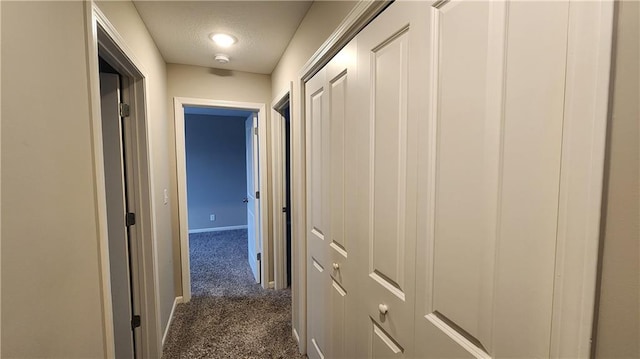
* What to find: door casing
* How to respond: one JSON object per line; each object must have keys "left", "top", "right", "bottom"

{"left": 271, "top": 83, "right": 293, "bottom": 291}
{"left": 173, "top": 97, "right": 269, "bottom": 302}
{"left": 86, "top": 3, "right": 161, "bottom": 358}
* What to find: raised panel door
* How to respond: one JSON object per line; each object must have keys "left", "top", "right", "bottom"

{"left": 354, "top": 2, "right": 431, "bottom": 357}
{"left": 414, "top": 1, "right": 571, "bottom": 357}
{"left": 306, "top": 67, "right": 329, "bottom": 359}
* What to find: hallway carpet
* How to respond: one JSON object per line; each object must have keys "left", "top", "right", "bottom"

{"left": 162, "top": 229, "right": 304, "bottom": 359}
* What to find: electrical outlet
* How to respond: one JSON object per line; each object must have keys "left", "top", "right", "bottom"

{"left": 163, "top": 189, "right": 169, "bottom": 205}
{"left": 210, "top": 214, "right": 216, "bottom": 221}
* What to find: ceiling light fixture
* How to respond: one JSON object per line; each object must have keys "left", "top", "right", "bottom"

{"left": 210, "top": 33, "right": 237, "bottom": 48}
{"left": 214, "top": 54, "right": 230, "bottom": 64}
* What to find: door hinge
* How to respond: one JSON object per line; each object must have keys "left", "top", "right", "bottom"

{"left": 255, "top": 191, "right": 260, "bottom": 199}
{"left": 257, "top": 253, "right": 261, "bottom": 261}
{"left": 254, "top": 127, "right": 258, "bottom": 135}
{"left": 131, "top": 315, "right": 141, "bottom": 329}
{"left": 119, "top": 103, "right": 130, "bottom": 118}
{"left": 126, "top": 212, "right": 136, "bottom": 227}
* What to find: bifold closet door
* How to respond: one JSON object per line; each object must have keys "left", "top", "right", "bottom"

{"left": 413, "top": 1, "right": 571, "bottom": 358}
{"left": 353, "top": 1, "right": 430, "bottom": 357}
{"left": 306, "top": 65, "right": 330, "bottom": 359}
{"left": 305, "top": 41, "right": 358, "bottom": 359}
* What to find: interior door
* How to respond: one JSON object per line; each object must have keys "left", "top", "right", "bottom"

{"left": 305, "top": 41, "right": 358, "bottom": 359}
{"left": 305, "top": 66, "right": 330, "bottom": 359}
{"left": 413, "top": 1, "right": 571, "bottom": 358}
{"left": 353, "top": 2, "right": 430, "bottom": 357}
{"left": 99, "top": 72, "right": 135, "bottom": 359}
{"left": 246, "top": 114, "right": 260, "bottom": 283}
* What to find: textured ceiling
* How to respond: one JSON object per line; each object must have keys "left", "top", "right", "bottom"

{"left": 133, "top": 1, "right": 313, "bottom": 74}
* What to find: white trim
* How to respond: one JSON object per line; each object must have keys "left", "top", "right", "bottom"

{"left": 85, "top": 5, "right": 115, "bottom": 357}
{"left": 0, "top": 1, "right": 3, "bottom": 354}
{"left": 188, "top": 225, "right": 248, "bottom": 234}
{"left": 86, "top": 3, "right": 162, "bottom": 358}
{"left": 425, "top": 314, "right": 491, "bottom": 359}
{"left": 293, "top": 1, "right": 390, "bottom": 354}
{"left": 293, "top": 327, "right": 300, "bottom": 345}
{"left": 299, "top": 1, "right": 390, "bottom": 82}
{"left": 271, "top": 84, "right": 292, "bottom": 291}
{"left": 550, "top": 1, "right": 615, "bottom": 357}
{"left": 174, "top": 97, "right": 269, "bottom": 303}
{"left": 162, "top": 296, "right": 183, "bottom": 347}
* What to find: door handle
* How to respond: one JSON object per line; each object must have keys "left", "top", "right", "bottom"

{"left": 243, "top": 198, "right": 249, "bottom": 203}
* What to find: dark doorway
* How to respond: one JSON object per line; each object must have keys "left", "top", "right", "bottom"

{"left": 283, "top": 104, "right": 292, "bottom": 287}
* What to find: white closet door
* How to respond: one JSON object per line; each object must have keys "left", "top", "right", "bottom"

{"left": 306, "top": 66, "right": 330, "bottom": 359}
{"left": 354, "top": 2, "right": 430, "bottom": 357}
{"left": 306, "top": 41, "right": 359, "bottom": 359}
{"left": 326, "top": 42, "right": 358, "bottom": 359}
{"left": 414, "top": 1, "right": 571, "bottom": 358}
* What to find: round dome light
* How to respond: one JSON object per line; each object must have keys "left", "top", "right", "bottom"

{"left": 210, "top": 33, "right": 237, "bottom": 48}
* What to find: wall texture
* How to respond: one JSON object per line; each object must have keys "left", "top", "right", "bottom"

{"left": 167, "top": 64, "right": 271, "bottom": 294}
{"left": 269, "top": 0, "right": 357, "bottom": 349}
{"left": 1, "top": 2, "right": 106, "bottom": 356}
{"left": 185, "top": 114, "right": 248, "bottom": 230}
{"left": 595, "top": 2, "right": 640, "bottom": 357}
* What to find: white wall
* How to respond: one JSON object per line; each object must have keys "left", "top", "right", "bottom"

{"left": 269, "top": 0, "right": 357, "bottom": 349}
{"left": 166, "top": 63, "right": 271, "bottom": 293}
{"left": 1, "top": 2, "right": 106, "bottom": 356}
{"left": 94, "top": 0, "right": 176, "bottom": 339}
{"left": 595, "top": 2, "right": 640, "bottom": 357}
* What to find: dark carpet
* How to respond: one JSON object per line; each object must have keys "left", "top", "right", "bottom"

{"left": 162, "top": 229, "right": 304, "bottom": 359}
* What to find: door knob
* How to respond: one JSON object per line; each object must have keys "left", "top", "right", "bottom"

{"left": 378, "top": 304, "right": 388, "bottom": 315}
{"left": 332, "top": 263, "right": 340, "bottom": 270}
{"left": 243, "top": 198, "right": 249, "bottom": 203}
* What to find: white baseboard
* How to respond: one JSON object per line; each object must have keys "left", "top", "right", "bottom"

{"left": 188, "top": 225, "right": 248, "bottom": 234}
{"left": 293, "top": 327, "right": 300, "bottom": 344}
{"left": 162, "top": 296, "right": 183, "bottom": 346}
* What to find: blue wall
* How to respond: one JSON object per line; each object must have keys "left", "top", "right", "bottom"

{"left": 185, "top": 114, "right": 248, "bottom": 230}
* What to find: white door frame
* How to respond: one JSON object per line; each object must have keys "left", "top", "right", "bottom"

{"left": 271, "top": 84, "right": 293, "bottom": 291}
{"left": 293, "top": 0, "right": 613, "bottom": 356}
{"left": 85, "top": 3, "right": 162, "bottom": 358}
{"left": 174, "top": 97, "right": 269, "bottom": 302}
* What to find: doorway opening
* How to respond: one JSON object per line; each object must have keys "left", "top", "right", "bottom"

{"left": 98, "top": 56, "right": 141, "bottom": 359}
{"left": 166, "top": 101, "right": 301, "bottom": 357}
{"left": 182, "top": 107, "right": 261, "bottom": 294}
{"left": 174, "top": 98, "right": 269, "bottom": 302}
